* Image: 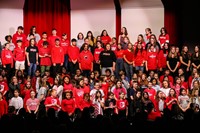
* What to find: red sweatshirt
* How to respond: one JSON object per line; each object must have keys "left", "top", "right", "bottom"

{"left": 101, "top": 36, "right": 111, "bottom": 46}
{"left": 48, "top": 35, "right": 61, "bottom": 48}
{"left": 61, "top": 99, "right": 76, "bottom": 114}
{"left": 12, "top": 31, "right": 27, "bottom": 47}
{"left": 94, "top": 48, "right": 104, "bottom": 62}
{"left": 44, "top": 96, "right": 61, "bottom": 111}
{"left": 39, "top": 47, "right": 52, "bottom": 66}
{"left": 51, "top": 46, "right": 64, "bottom": 64}
{"left": 158, "top": 34, "right": 169, "bottom": 47}
{"left": 60, "top": 39, "right": 70, "bottom": 55}
{"left": 133, "top": 50, "right": 146, "bottom": 66}
{"left": 0, "top": 81, "right": 9, "bottom": 96}
{"left": 79, "top": 50, "right": 93, "bottom": 70}
{"left": 68, "top": 46, "right": 79, "bottom": 62}
{"left": 13, "top": 46, "right": 25, "bottom": 61}
{"left": 1, "top": 48, "right": 13, "bottom": 67}
{"left": 146, "top": 51, "right": 159, "bottom": 70}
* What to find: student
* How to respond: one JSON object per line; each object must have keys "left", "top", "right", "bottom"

{"left": 100, "top": 29, "right": 111, "bottom": 47}
{"left": 26, "top": 90, "right": 40, "bottom": 116}
{"left": 68, "top": 38, "right": 80, "bottom": 76}
{"left": 93, "top": 41, "right": 104, "bottom": 75}
{"left": 51, "top": 38, "right": 65, "bottom": 78}
{"left": 44, "top": 89, "right": 61, "bottom": 112}
{"left": 27, "top": 26, "right": 41, "bottom": 43}
{"left": 48, "top": 28, "right": 61, "bottom": 47}
{"left": 104, "top": 92, "right": 116, "bottom": 117}
{"left": 13, "top": 40, "right": 26, "bottom": 75}
{"left": 0, "top": 92, "right": 8, "bottom": 118}
{"left": 99, "top": 44, "right": 116, "bottom": 76}
{"left": 26, "top": 38, "right": 39, "bottom": 77}
{"left": 61, "top": 91, "right": 76, "bottom": 117}
{"left": 37, "top": 32, "right": 48, "bottom": 49}
{"left": 12, "top": 26, "right": 27, "bottom": 48}
{"left": 158, "top": 27, "right": 170, "bottom": 48}
{"left": 118, "top": 27, "right": 129, "bottom": 46}
{"left": 76, "top": 32, "right": 84, "bottom": 49}
{"left": 1, "top": 43, "right": 14, "bottom": 79}
{"left": 123, "top": 43, "right": 134, "bottom": 81}
{"left": 79, "top": 43, "right": 94, "bottom": 77}
{"left": 9, "top": 89, "right": 23, "bottom": 114}
{"left": 39, "top": 41, "right": 51, "bottom": 76}
{"left": 92, "top": 90, "right": 104, "bottom": 117}
{"left": 60, "top": 33, "right": 70, "bottom": 70}
{"left": 116, "top": 92, "right": 129, "bottom": 118}
{"left": 5, "top": 35, "right": 15, "bottom": 51}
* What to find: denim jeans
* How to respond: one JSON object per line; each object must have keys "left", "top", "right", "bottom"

{"left": 28, "top": 63, "right": 37, "bottom": 77}
{"left": 135, "top": 66, "right": 144, "bottom": 72}
{"left": 124, "top": 62, "right": 133, "bottom": 82}
{"left": 115, "top": 58, "right": 124, "bottom": 78}
{"left": 64, "top": 55, "right": 69, "bottom": 71}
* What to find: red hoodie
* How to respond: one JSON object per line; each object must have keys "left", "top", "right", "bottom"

{"left": 146, "top": 51, "right": 159, "bottom": 70}
{"left": 13, "top": 46, "right": 25, "bottom": 61}
{"left": 79, "top": 50, "right": 93, "bottom": 70}
{"left": 1, "top": 48, "right": 13, "bottom": 67}
{"left": 12, "top": 31, "right": 27, "bottom": 47}
{"left": 51, "top": 46, "right": 64, "bottom": 64}
{"left": 60, "top": 39, "right": 70, "bottom": 55}
{"left": 94, "top": 48, "right": 104, "bottom": 62}
{"left": 133, "top": 50, "right": 146, "bottom": 66}
{"left": 68, "top": 46, "right": 80, "bottom": 62}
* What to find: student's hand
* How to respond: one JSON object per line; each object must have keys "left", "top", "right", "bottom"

{"left": 61, "top": 63, "right": 63, "bottom": 66}
{"left": 3, "top": 65, "right": 6, "bottom": 68}
{"left": 53, "top": 63, "right": 56, "bottom": 66}
{"left": 28, "top": 62, "right": 30, "bottom": 66}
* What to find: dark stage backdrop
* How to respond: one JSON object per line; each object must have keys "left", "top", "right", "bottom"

{"left": 23, "top": 0, "right": 70, "bottom": 39}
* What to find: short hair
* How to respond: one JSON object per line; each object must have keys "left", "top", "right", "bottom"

{"left": 16, "top": 40, "right": 22, "bottom": 43}
{"left": 4, "top": 42, "right": 9, "bottom": 47}
{"left": 5, "top": 35, "right": 12, "bottom": 41}
{"left": 52, "top": 28, "right": 57, "bottom": 31}
{"left": 42, "top": 32, "right": 47, "bottom": 35}
{"left": 55, "top": 38, "right": 60, "bottom": 42}
{"left": 62, "top": 33, "right": 67, "bottom": 36}
{"left": 43, "top": 41, "right": 49, "bottom": 46}
{"left": 71, "top": 38, "right": 77, "bottom": 42}
{"left": 17, "top": 26, "right": 24, "bottom": 30}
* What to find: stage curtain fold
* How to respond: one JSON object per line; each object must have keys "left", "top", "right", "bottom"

{"left": 23, "top": 0, "right": 70, "bottom": 39}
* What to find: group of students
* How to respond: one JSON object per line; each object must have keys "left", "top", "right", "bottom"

{"left": 0, "top": 25, "right": 200, "bottom": 123}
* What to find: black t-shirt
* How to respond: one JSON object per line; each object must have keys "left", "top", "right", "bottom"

{"left": 26, "top": 45, "right": 38, "bottom": 63}
{"left": 167, "top": 56, "right": 179, "bottom": 70}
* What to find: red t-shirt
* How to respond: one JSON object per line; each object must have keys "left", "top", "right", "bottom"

{"left": 39, "top": 47, "right": 52, "bottom": 66}
{"left": 13, "top": 46, "right": 26, "bottom": 61}
{"left": 44, "top": 96, "right": 61, "bottom": 111}
{"left": 51, "top": 46, "right": 64, "bottom": 64}
{"left": 123, "top": 49, "right": 134, "bottom": 62}
{"left": 116, "top": 99, "right": 128, "bottom": 110}
{"left": 94, "top": 48, "right": 104, "bottom": 62}
{"left": 68, "top": 46, "right": 80, "bottom": 62}
{"left": 79, "top": 50, "right": 93, "bottom": 70}
{"left": 61, "top": 98, "right": 76, "bottom": 114}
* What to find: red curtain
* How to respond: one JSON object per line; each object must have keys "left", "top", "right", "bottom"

{"left": 162, "top": 0, "right": 180, "bottom": 46}
{"left": 23, "top": 0, "right": 70, "bottom": 39}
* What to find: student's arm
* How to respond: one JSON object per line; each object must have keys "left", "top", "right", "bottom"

{"left": 179, "top": 56, "right": 188, "bottom": 66}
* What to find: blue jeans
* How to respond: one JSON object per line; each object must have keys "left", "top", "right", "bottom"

{"left": 124, "top": 62, "right": 133, "bottom": 82}
{"left": 64, "top": 55, "right": 69, "bottom": 70}
{"left": 135, "top": 66, "right": 144, "bottom": 72}
{"left": 28, "top": 63, "right": 37, "bottom": 77}
{"left": 115, "top": 58, "right": 124, "bottom": 78}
